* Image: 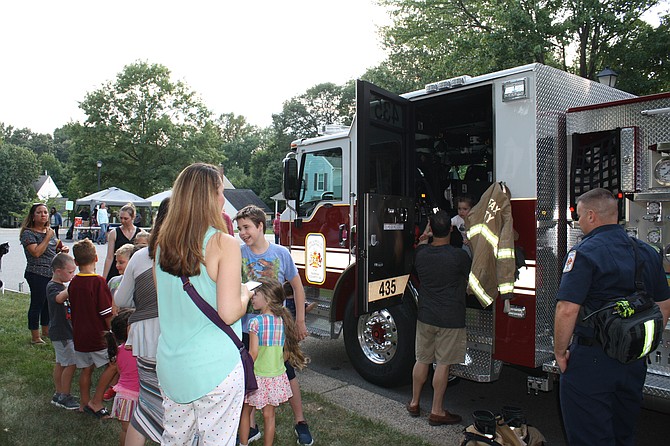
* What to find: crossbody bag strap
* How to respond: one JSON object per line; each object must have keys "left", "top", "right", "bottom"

{"left": 628, "top": 237, "right": 645, "bottom": 292}
{"left": 582, "top": 237, "right": 648, "bottom": 322}
{"left": 180, "top": 276, "right": 245, "bottom": 351}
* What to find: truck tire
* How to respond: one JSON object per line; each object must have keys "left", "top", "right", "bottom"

{"left": 343, "top": 296, "right": 416, "bottom": 387}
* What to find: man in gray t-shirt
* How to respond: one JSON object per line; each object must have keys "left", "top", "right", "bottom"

{"left": 407, "top": 210, "right": 471, "bottom": 426}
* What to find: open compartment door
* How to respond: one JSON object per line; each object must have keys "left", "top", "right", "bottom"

{"left": 355, "top": 80, "right": 415, "bottom": 315}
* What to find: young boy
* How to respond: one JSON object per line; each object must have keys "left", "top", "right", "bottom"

{"left": 58, "top": 238, "right": 115, "bottom": 418}
{"left": 46, "top": 253, "right": 79, "bottom": 410}
{"left": 235, "top": 205, "right": 313, "bottom": 446}
{"left": 107, "top": 243, "right": 135, "bottom": 299}
{"left": 451, "top": 196, "right": 474, "bottom": 257}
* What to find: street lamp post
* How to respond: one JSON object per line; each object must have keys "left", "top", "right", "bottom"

{"left": 97, "top": 160, "right": 102, "bottom": 191}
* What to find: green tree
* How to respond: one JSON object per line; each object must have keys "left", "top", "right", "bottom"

{"left": 216, "top": 113, "right": 260, "bottom": 176}
{"left": 272, "top": 83, "right": 354, "bottom": 140}
{"left": 0, "top": 143, "right": 40, "bottom": 217}
{"left": 38, "top": 152, "right": 66, "bottom": 191}
{"left": 604, "top": 14, "right": 670, "bottom": 94}
{"left": 0, "top": 123, "right": 55, "bottom": 157}
{"left": 376, "top": 0, "right": 667, "bottom": 87}
{"left": 67, "top": 61, "right": 222, "bottom": 198}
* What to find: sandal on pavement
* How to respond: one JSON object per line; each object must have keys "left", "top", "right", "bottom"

{"left": 84, "top": 405, "right": 111, "bottom": 419}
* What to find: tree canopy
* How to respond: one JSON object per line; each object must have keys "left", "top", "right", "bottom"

{"left": 0, "top": 143, "right": 39, "bottom": 218}
{"left": 65, "top": 61, "right": 222, "bottom": 198}
{"left": 376, "top": 0, "right": 670, "bottom": 93}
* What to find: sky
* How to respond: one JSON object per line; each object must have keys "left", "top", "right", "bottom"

{"left": 0, "top": 0, "right": 390, "bottom": 135}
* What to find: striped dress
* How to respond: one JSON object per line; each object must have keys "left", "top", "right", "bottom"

{"left": 113, "top": 247, "right": 163, "bottom": 442}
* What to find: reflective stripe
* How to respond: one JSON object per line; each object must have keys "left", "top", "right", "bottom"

{"left": 639, "top": 320, "right": 656, "bottom": 358}
{"left": 469, "top": 225, "right": 515, "bottom": 260}
{"left": 468, "top": 272, "right": 494, "bottom": 307}
{"left": 498, "top": 282, "right": 515, "bottom": 294}
{"left": 497, "top": 248, "right": 515, "bottom": 259}
{"left": 468, "top": 224, "right": 499, "bottom": 249}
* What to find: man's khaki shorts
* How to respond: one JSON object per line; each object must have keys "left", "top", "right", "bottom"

{"left": 415, "top": 320, "right": 466, "bottom": 365}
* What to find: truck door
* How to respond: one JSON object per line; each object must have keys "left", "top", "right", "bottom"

{"left": 355, "top": 80, "right": 415, "bottom": 315}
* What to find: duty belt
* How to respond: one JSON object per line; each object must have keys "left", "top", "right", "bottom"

{"left": 575, "top": 336, "right": 599, "bottom": 347}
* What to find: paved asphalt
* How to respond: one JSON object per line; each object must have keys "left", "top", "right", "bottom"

{"left": 2, "top": 227, "right": 667, "bottom": 445}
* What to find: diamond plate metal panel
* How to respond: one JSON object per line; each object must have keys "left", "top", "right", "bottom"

{"left": 532, "top": 65, "right": 635, "bottom": 367}
{"left": 620, "top": 127, "right": 637, "bottom": 193}
{"left": 459, "top": 308, "right": 500, "bottom": 381}
{"left": 644, "top": 372, "right": 670, "bottom": 399}
{"left": 451, "top": 349, "right": 503, "bottom": 382}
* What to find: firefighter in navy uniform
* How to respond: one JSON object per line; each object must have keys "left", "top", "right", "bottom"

{"left": 554, "top": 188, "right": 670, "bottom": 446}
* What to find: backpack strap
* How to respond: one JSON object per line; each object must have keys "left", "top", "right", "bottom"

{"left": 629, "top": 237, "right": 645, "bottom": 292}
{"left": 461, "top": 431, "right": 503, "bottom": 446}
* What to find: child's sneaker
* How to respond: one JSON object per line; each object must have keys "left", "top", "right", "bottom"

{"left": 59, "top": 394, "right": 80, "bottom": 410}
{"left": 103, "top": 387, "right": 116, "bottom": 402}
{"left": 294, "top": 421, "right": 314, "bottom": 446}
{"left": 248, "top": 425, "right": 262, "bottom": 443}
{"left": 50, "top": 393, "right": 62, "bottom": 408}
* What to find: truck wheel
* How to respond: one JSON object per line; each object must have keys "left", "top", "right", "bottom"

{"left": 343, "top": 296, "right": 416, "bottom": 387}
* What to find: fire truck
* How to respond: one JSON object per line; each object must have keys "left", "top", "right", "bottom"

{"left": 279, "top": 63, "right": 670, "bottom": 407}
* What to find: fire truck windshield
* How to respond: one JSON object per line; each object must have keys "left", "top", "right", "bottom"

{"left": 298, "top": 147, "right": 343, "bottom": 216}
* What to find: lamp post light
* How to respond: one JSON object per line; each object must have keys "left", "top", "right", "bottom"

{"left": 596, "top": 67, "right": 618, "bottom": 88}
{"left": 97, "top": 160, "right": 102, "bottom": 191}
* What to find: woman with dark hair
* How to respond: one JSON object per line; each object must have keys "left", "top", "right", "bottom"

{"left": 114, "top": 198, "right": 169, "bottom": 445}
{"left": 155, "top": 163, "right": 250, "bottom": 445}
{"left": 20, "top": 203, "right": 69, "bottom": 344}
{"left": 103, "top": 202, "right": 140, "bottom": 281}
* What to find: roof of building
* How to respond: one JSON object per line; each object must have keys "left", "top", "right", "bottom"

{"left": 224, "top": 189, "right": 271, "bottom": 213}
{"left": 32, "top": 175, "right": 49, "bottom": 191}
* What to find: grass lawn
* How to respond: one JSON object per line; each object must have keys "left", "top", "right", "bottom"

{"left": 0, "top": 291, "right": 430, "bottom": 445}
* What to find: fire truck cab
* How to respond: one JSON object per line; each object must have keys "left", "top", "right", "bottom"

{"left": 280, "top": 63, "right": 665, "bottom": 392}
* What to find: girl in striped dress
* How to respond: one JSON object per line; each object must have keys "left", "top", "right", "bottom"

{"left": 239, "top": 277, "right": 308, "bottom": 446}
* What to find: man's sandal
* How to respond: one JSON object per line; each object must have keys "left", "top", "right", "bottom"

{"left": 84, "top": 405, "right": 111, "bottom": 419}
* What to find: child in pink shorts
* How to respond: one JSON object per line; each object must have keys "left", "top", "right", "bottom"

{"left": 105, "top": 309, "right": 139, "bottom": 445}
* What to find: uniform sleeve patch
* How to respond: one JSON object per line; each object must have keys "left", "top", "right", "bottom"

{"left": 563, "top": 250, "right": 576, "bottom": 273}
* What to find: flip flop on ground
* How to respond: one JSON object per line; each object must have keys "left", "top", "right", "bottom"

{"left": 83, "top": 404, "right": 111, "bottom": 419}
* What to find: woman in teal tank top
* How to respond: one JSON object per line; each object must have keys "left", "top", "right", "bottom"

{"left": 154, "top": 163, "right": 251, "bottom": 446}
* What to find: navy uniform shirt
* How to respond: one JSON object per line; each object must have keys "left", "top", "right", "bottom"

{"left": 557, "top": 224, "right": 670, "bottom": 338}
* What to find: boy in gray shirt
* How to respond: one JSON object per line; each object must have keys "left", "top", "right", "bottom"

{"left": 46, "top": 253, "right": 79, "bottom": 410}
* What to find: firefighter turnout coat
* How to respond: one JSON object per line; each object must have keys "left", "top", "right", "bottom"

{"left": 466, "top": 182, "right": 516, "bottom": 307}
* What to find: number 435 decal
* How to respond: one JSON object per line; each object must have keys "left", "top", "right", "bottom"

{"left": 368, "top": 275, "right": 410, "bottom": 302}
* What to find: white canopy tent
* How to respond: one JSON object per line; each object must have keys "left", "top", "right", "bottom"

{"left": 145, "top": 189, "right": 172, "bottom": 206}
{"left": 75, "top": 187, "right": 150, "bottom": 208}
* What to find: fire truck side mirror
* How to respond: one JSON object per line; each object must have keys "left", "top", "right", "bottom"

{"left": 283, "top": 156, "right": 299, "bottom": 201}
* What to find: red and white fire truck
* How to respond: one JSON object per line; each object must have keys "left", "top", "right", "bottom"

{"left": 280, "top": 63, "right": 670, "bottom": 408}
